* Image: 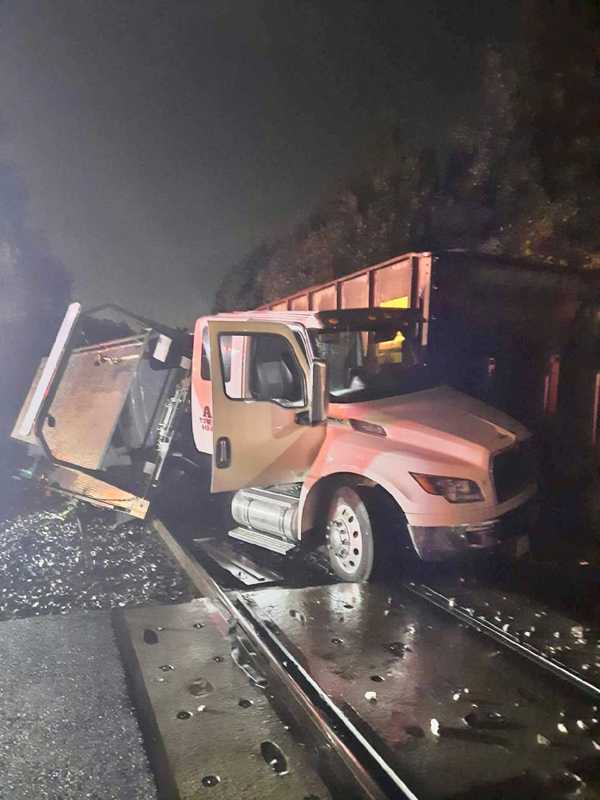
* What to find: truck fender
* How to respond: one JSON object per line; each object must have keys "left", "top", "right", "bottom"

{"left": 298, "top": 468, "right": 408, "bottom": 541}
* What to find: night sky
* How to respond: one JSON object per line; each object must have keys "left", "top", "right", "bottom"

{"left": 0, "top": 1, "right": 518, "bottom": 326}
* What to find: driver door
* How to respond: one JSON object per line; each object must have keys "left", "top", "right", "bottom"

{"left": 208, "top": 319, "right": 326, "bottom": 492}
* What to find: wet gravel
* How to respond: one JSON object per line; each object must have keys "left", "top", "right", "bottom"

{"left": 0, "top": 505, "right": 192, "bottom": 620}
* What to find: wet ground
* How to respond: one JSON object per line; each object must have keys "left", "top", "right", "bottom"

{"left": 4, "top": 475, "right": 600, "bottom": 800}
{"left": 0, "top": 611, "right": 157, "bottom": 800}
{"left": 242, "top": 582, "right": 600, "bottom": 800}
{"left": 403, "top": 535, "right": 600, "bottom": 631}
{"left": 0, "top": 486, "right": 196, "bottom": 800}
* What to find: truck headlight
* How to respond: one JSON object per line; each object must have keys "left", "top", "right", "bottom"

{"left": 410, "top": 473, "right": 484, "bottom": 503}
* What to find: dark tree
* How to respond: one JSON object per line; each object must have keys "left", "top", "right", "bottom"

{"left": 215, "top": 0, "right": 599, "bottom": 310}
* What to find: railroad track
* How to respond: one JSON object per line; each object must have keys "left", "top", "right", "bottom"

{"left": 170, "top": 521, "right": 600, "bottom": 704}
{"left": 131, "top": 519, "right": 600, "bottom": 800}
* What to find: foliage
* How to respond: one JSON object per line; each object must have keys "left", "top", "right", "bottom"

{"left": 216, "top": 0, "right": 600, "bottom": 310}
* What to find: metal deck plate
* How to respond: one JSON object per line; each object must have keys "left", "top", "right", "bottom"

{"left": 240, "top": 583, "right": 600, "bottom": 800}
{"left": 44, "top": 338, "right": 145, "bottom": 469}
{"left": 116, "top": 598, "right": 330, "bottom": 800}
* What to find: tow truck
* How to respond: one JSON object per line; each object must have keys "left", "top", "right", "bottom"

{"left": 12, "top": 253, "right": 537, "bottom": 580}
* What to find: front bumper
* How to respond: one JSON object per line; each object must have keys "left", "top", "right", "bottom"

{"left": 407, "top": 498, "right": 539, "bottom": 561}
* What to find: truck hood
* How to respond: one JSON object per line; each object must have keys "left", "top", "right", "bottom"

{"left": 333, "top": 385, "right": 529, "bottom": 458}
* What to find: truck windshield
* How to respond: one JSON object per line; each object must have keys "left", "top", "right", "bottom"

{"left": 309, "top": 327, "right": 439, "bottom": 402}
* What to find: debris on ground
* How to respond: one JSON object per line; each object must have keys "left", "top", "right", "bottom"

{"left": 571, "top": 624, "right": 585, "bottom": 639}
{"left": 0, "top": 505, "right": 192, "bottom": 620}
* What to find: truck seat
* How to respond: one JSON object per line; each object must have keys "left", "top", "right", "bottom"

{"left": 254, "top": 360, "right": 296, "bottom": 401}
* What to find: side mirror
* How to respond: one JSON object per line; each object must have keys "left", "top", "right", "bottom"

{"left": 309, "top": 359, "right": 328, "bottom": 425}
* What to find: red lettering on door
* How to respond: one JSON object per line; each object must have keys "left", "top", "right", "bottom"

{"left": 201, "top": 405, "right": 212, "bottom": 431}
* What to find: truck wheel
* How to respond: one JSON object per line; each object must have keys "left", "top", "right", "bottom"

{"left": 326, "top": 486, "right": 375, "bottom": 582}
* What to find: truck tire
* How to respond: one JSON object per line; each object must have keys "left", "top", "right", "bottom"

{"left": 326, "top": 486, "right": 375, "bottom": 582}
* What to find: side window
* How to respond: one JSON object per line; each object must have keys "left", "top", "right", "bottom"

{"left": 218, "top": 333, "right": 304, "bottom": 406}
{"left": 220, "top": 334, "right": 233, "bottom": 382}
{"left": 200, "top": 326, "right": 211, "bottom": 379}
{"left": 202, "top": 328, "right": 232, "bottom": 383}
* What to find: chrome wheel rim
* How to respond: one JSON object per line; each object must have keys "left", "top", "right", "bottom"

{"left": 327, "top": 501, "right": 364, "bottom": 576}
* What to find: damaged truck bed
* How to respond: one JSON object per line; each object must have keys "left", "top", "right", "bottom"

{"left": 12, "top": 303, "right": 192, "bottom": 518}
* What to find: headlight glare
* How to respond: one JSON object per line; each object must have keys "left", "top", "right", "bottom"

{"left": 410, "top": 473, "right": 483, "bottom": 503}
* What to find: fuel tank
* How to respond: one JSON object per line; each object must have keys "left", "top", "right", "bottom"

{"left": 231, "top": 487, "right": 299, "bottom": 541}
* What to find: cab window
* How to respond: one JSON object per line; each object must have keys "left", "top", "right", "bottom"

{"left": 200, "top": 326, "right": 211, "bottom": 379}
{"left": 218, "top": 333, "right": 304, "bottom": 407}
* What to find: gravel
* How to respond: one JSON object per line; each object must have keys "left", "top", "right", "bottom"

{"left": 0, "top": 505, "right": 192, "bottom": 620}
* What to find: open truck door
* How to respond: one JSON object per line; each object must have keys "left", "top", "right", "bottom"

{"left": 208, "top": 320, "right": 327, "bottom": 492}
{"left": 12, "top": 304, "right": 192, "bottom": 518}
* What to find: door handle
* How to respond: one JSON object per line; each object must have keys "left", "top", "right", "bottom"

{"left": 215, "top": 436, "right": 231, "bottom": 468}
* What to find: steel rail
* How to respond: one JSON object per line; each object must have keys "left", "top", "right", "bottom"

{"left": 152, "top": 518, "right": 401, "bottom": 800}
{"left": 407, "top": 581, "right": 600, "bottom": 701}
{"left": 153, "top": 518, "right": 600, "bottom": 799}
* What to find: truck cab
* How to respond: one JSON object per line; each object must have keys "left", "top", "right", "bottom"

{"left": 192, "top": 307, "right": 537, "bottom": 579}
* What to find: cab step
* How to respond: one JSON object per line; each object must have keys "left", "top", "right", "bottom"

{"left": 228, "top": 526, "right": 296, "bottom": 555}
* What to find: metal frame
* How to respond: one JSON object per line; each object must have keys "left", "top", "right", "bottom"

{"left": 29, "top": 304, "right": 190, "bottom": 516}
{"left": 258, "top": 252, "right": 422, "bottom": 312}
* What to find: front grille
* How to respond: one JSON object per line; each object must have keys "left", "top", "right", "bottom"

{"left": 492, "top": 439, "right": 537, "bottom": 504}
